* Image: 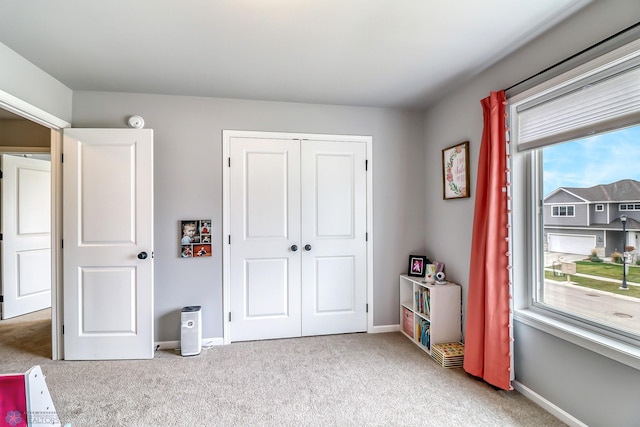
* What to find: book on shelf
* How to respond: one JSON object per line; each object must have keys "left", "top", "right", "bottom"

{"left": 414, "top": 288, "right": 430, "bottom": 317}
{"left": 415, "top": 318, "right": 430, "bottom": 350}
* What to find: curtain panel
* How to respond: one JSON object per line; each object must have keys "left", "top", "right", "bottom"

{"left": 463, "top": 90, "right": 513, "bottom": 391}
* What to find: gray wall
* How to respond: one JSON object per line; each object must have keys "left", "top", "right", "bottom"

{"left": 423, "top": 1, "right": 640, "bottom": 425}
{"left": 0, "top": 42, "right": 72, "bottom": 123}
{"left": 71, "top": 91, "right": 426, "bottom": 341}
{"left": 544, "top": 204, "right": 588, "bottom": 227}
{"left": 545, "top": 191, "right": 584, "bottom": 204}
{"left": 3, "top": 1, "right": 640, "bottom": 424}
{"left": 591, "top": 205, "right": 608, "bottom": 225}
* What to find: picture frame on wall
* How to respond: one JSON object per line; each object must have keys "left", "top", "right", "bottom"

{"left": 180, "top": 219, "right": 212, "bottom": 258}
{"left": 442, "top": 141, "right": 470, "bottom": 200}
{"left": 408, "top": 255, "right": 429, "bottom": 277}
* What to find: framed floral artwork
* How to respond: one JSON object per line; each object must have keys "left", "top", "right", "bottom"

{"left": 442, "top": 141, "right": 470, "bottom": 200}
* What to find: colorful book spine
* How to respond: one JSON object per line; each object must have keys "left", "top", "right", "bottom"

{"left": 417, "top": 319, "right": 430, "bottom": 350}
{"left": 414, "top": 289, "right": 431, "bottom": 316}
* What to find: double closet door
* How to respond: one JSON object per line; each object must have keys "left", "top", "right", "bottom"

{"left": 227, "top": 134, "right": 367, "bottom": 342}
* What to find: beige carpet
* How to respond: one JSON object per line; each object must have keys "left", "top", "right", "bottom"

{"left": 0, "top": 310, "right": 566, "bottom": 427}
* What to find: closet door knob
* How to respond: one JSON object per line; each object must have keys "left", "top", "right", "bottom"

{"left": 290, "top": 245, "right": 298, "bottom": 252}
{"left": 137, "top": 251, "right": 148, "bottom": 260}
{"left": 304, "top": 244, "right": 312, "bottom": 251}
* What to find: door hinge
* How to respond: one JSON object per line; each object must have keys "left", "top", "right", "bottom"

{"left": 0, "top": 295, "right": 3, "bottom": 302}
{"left": 365, "top": 160, "right": 368, "bottom": 171}
{"left": 228, "top": 235, "right": 231, "bottom": 244}
{"left": 365, "top": 232, "right": 368, "bottom": 242}
{"left": 0, "top": 233, "right": 3, "bottom": 241}
{"left": 228, "top": 157, "right": 231, "bottom": 167}
{"left": 61, "top": 153, "right": 64, "bottom": 163}
{"left": 0, "top": 169, "right": 3, "bottom": 179}
{"left": 366, "top": 303, "right": 369, "bottom": 313}
{"left": 62, "top": 324, "right": 64, "bottom": 335}
{"left": 228, "top": 312, "right": 231, "bottom": 322}
{"left": 61, "top": 239, "right": 63, "bottom": 249}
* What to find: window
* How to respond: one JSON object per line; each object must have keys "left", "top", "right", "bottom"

{"left": 538, "top": 127, "right": 640, "bottom": 339}
{"left": 620, "top": 204, "right": 640, "bottom": 211}
{"left": 551, "top": 205, "right": 575, "bottom": 217}
{"left": 509, "top": 34, "right": 640, "bottom": 356}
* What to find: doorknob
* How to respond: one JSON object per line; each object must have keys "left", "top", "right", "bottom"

{"left": 137, "top": 251, "right": 148, "bottom": 260}
{"left": 290, "top": 245, "right": 298, "bottom": 252}
{"left": 304, "top": 244, "right": 312, "bottom": 251}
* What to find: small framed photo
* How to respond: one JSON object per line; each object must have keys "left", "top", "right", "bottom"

{"left": 408, "top": 255, "right": 429, "bottom": 277}
{"left": 442, "top": 141, "right": 470, "bottom": 200}
{"left": 180, "top": 219, "right": 212, "bottom": 258}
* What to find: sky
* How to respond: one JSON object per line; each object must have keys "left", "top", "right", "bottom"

{"left": 543, "top": 124, "right": 640, "bottom": 197}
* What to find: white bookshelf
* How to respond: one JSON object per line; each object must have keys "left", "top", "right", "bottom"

{"left": 399, "top": 274, "right": 461, "bottom": 354}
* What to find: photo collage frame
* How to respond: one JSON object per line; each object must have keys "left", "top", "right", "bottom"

{"left": 180, "top": 219, "right": 212, "bottom": 258}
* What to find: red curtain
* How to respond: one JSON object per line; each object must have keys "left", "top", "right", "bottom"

{"left": 463, "top": 90, "right": 512, "bottom": 391}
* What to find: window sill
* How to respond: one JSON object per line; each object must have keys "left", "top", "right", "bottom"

{"left": 514, "top": 309, "right": 640, "bottom": 371}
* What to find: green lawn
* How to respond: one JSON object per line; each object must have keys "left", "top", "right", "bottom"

{"left": 574, "top": 260, "right": 640, "bottom": 282}
{"left": 545, "top": 264, "right": 640, "bottom": 299}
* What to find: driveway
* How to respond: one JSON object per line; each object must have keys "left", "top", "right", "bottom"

{"left": 544, "top": 251, "right": 587, "bottom": 267}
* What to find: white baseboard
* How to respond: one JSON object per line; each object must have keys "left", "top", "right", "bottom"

{"left": 155, "top": 337, "right": 224, "bottom": 351}
{"left": 156, "top": 329, "right": 404, "bottom": 350}
{"left": 513, "top": 381, "right": 587, "bottom": 427}
{"left": 369, "top": 324, "right": 401, "bottom": 334}
{"left": 202, "top": 337, "right": 224, "bottom": 348}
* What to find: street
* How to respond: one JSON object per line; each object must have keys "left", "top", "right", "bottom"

{"left": 543, "top": 279, "right": 640, "bottom": 334}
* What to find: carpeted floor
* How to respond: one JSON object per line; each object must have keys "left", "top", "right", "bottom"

{"left": 0, "top": 309, "right": 566, "bottom": 427}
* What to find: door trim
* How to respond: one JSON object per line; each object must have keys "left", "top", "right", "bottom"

{"left": 0, "top": 95, "right": 68, "bottom": 360}
{"left": 222, "top": 130, "right": 373, "bottom": 344}
{"left": 0, "top": 89, "right": 70, "bottom": 129}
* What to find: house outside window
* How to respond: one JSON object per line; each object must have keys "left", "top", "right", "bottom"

{"left": 509, "top": 33, "right": 640, "bottom": 364}
{"left": 537, "top": 135, "right": 640, "bottom": 340}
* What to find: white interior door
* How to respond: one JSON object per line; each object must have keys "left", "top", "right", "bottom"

{"left": 0, "top": 155, "right": 51, "bottom": 319}
{"left": 63, "top": 128, "right": 154, "bottom": 360}
{"left": 229, "top": 137, "right": 302, "bottom": 341}
{"left": 228, "top": 134, "right": 367, "bottom": 342}
{"left": 301, "top": 141, "right": 367, "bottom": 336}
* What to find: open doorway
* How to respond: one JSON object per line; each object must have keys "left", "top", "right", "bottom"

{"left": 0, "top": 109, "right": 53, "bottom": 358}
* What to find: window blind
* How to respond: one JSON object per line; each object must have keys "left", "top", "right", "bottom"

{"left": 510, "top": 38, "right": 640, "bottom": 151}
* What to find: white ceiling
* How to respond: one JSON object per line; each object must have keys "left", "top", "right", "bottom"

{"left": 0, "top": 0, "right": 590, "bottom": 110}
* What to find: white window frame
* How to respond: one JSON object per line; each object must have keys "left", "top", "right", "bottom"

{"left": 620, "top": 203, "right": 640, "bottom": 211}
{"left": 509, "top": 35, "right": 640, "bottom": 370}
{"left": 551, "top": 205, "right": 575, "bottom": 217}
{"left": 595, "top": 204, "right": 604, "bottom": 212}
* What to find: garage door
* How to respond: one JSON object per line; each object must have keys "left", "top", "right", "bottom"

{"left": 548, "top": 234, "right": 595, "bottom": 255}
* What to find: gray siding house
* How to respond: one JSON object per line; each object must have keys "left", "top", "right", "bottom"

{"left": 544, "top": 179, "right": 640, "bottom": 256}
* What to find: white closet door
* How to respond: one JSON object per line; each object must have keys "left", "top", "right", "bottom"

{"left": 300, "top": 140, "right": 367, "bottom": 336}
{"left": 229, "top": 137, "right": 302, "bottom": 341}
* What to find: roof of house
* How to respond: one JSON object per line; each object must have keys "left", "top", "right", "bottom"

{"left": 547, "top": 179, "right": 640, "bottom": 203}
{"left": 600, "top": 216, "right": 640, "bottom": 230}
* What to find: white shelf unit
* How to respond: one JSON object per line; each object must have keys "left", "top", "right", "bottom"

{"left": 399, "top": 274, "right": 461, "bottom": 354}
